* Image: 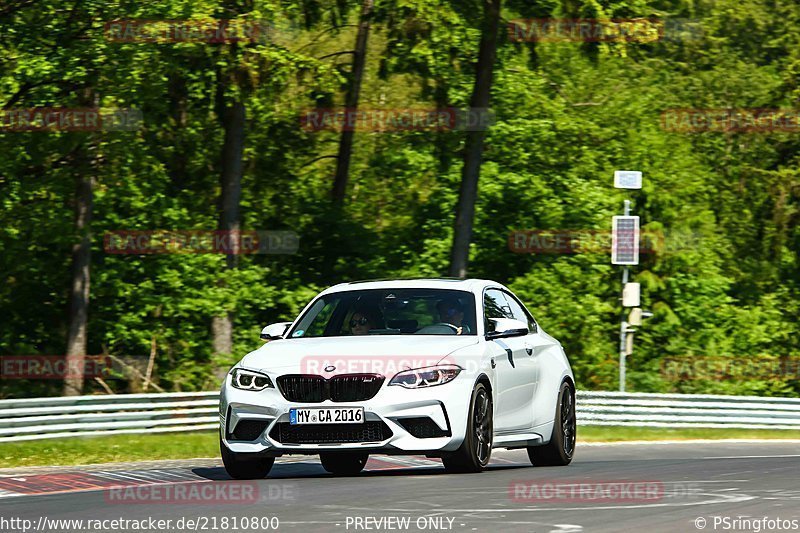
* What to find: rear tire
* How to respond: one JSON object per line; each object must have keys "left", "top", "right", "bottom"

{"left": 528, "top": 381, "right": 575, "bottom": 466}
{"left": 442, "top": 382, "right": 492, "bottom": 473}
{"left": 320, "top": 452, "right": 369, "bottom": 475}
{"left": 220, "top": 437, "right": 275, "bottom": 479}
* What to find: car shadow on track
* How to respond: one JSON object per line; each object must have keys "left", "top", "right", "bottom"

{"left": 192, "top": 462, "right": 530, "bottom": 481}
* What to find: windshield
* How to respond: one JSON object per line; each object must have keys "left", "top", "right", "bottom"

{"left": 288, "top": 289, "right": 477, "bottom": 337}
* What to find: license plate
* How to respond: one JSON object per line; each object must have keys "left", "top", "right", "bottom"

{"left": 289, "top": 407, "right": 364, "bottom": 425}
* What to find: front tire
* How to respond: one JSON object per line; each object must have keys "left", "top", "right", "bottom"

{"left": 320, "top": 452, "right": 369, "bottom": 475}
{"left": 528, "top": 381, "right": 575, "bottom": 466}
{"left": 220, "top": 437, "right": 275, "bottom": 479}
{"left": 442, "top": 382, "right": 493, "bottom": 473}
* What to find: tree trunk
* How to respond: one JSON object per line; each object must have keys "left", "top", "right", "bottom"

{"left": 448, "top": 0, "right": 502, "bottom": 278}
{"left": 218, "top": 100, "right": 245, "bottom": 270}
{"left": 331, "top": 0, "right": 374, "bottom": 204}
{"left": 63, "top": 167, "right": 94, "bottom": 396}
{"left": 63, "top": 85, "right": 99, "bottom": 396}
{"left": 212, "top": 70, "right": 246, "bottom": 357}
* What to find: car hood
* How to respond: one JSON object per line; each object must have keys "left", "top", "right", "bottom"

{"left": 238, "top": 335, "right": 480, "bottom": 375}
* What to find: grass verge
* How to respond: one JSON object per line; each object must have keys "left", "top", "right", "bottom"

{"left": 0, "top": 432, "right": 219, "bottom": 468}
{"left": 2, "top": 427, "right": 799, "bottom": 468}
{"left": 578, "top": 426, "right": 800, "bottom": 442}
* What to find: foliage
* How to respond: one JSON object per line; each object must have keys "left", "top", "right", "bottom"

{"left": 1, "top": 0, "right": 798, "bottom": 397}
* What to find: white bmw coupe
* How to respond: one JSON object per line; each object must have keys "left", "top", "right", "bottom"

{"left": 219, "top": 278, "right": 575, "bottom": 478}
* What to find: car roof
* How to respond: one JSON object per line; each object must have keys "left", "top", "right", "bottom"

{"left": 321, "top": 278, "right": 502, "bottom": 295}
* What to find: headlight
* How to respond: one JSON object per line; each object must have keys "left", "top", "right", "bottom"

{"left": 389, "top": 365, "right": 462, "bottom": 389}
{"left": 230, "top": 368, "right": 274, "bottom": 391}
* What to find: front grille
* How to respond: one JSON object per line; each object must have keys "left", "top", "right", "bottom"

{"left": 270, "top": 421, "right": 392, "bottom": 444}
{"left": 397, "top": 417, "right": 450, "bottom": 438}
{"left": 277, "top": 375, "right": 327, "bottom": 402}
{"left": 277, "top": 374, "right": 384, "bottom": 403}
{"left": 330, "top": 374, "right": 384, "bottom": 401}
{"left": 230, "top": 419, "right": 270, "bottom": 441}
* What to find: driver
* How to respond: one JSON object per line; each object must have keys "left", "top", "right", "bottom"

{"left": 349, "top": 306, "right": 384, "bottom": 336}
{"left": 349, "top": 310, "right": 373, "bottom": 335}
{"left": 436, "top": 298, "right": 470, "bottom": 334}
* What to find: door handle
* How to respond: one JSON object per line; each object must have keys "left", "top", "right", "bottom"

{"left": 490, "top": 358, "right": 496, "bottom": 368}
{"left": 525, "top": 343, "right": 533, "bottom": 356}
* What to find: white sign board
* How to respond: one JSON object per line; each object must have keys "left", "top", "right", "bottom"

{"left": 612, "top": 216, "right": 640, "bottom": 265}
{"left": 614, "top": 170, "right": 642, "bottom": 189}
{"left": 622, "top": 283, "right": 641, "bottom": 307}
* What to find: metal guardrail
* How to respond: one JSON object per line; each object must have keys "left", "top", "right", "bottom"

{"left": 0, "top": 392, "right": 220, "bottom": 443}
{"left": 577, "top": 391, "right": 800, "bottom": 430}
{"left": 1, "top": 390, "right": 799, "bottom": 442}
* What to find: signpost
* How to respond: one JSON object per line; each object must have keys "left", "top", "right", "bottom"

{"left": 613, "top": 173, "right": 642, "bottom": 392}
{"left": 614, "top": 170, "right": 643, "bottom": 190}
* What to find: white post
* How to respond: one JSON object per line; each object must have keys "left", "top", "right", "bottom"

{"left": 619, "top": 199, "right": 630, "bottom": 392}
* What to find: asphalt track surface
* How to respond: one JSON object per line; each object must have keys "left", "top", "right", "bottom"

{"left": 1, "top": 440, "right": 799, "bottom": 533}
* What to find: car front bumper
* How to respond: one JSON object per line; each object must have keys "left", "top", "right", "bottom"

{"left": 219, "top": 373, "right": 473, "bottom": 456}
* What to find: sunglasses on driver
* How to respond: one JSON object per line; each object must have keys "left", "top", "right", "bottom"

{"left": 349, "top": 316, "right": 370, "bottom": 327}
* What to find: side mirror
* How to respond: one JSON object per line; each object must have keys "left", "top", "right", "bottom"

{"left": 485, "top": 318, "right": 529, "bottom": 340}
{"left": 260, "top": 322, "right": 292, "bottom": 341}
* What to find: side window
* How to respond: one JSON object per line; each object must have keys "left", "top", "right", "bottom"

{"left": 484, "top": 289, "right": 510, "bottom": 332}
{"left": 503, "top": 291, "right": 538, "bottom": 333}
